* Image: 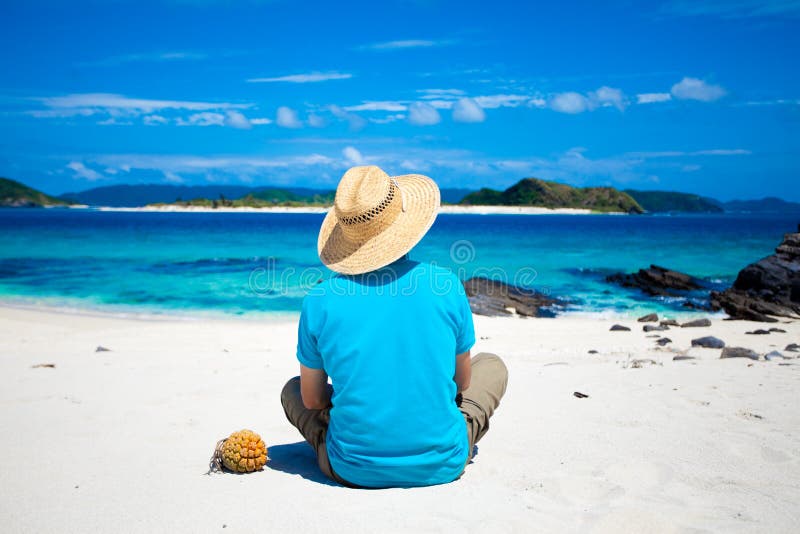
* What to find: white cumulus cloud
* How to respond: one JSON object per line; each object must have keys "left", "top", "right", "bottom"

{"left": 637, "top": 93, "right": 673, "bottom": 104}
{"left": 426, "top": 100, "right": 455, "bottom": 109}
{"left": 36, "top": 93, "right": 250, "bottom": 114}
{"left": 308, "top": 114, "right": 326, "bottom": 128}
{"left": 67, "top": 161, "right": 102, "bottom": 181}
{"left": 177, "top": 112, "right": 225, "bottom": 127}
{"left": 143, "top": 114, "right": 169, "bottom": 125}
{"left": 671, "top": 77, "right": 726, "bottom": 101}
{"left": 329, "top": 105, "right": 367, "bottom": 130}
{"left": 250, "top": 117, "right": 273, "bottom": 125}
{"left": 343, "top": 146, "right": 365, "bottom": 165}
{"left": 360, "top": 39, "right": 454, "bottom": 51}
{"left": 408, "top": 102, "right": 441, "bottom": 126}
{"left": 452, "top": 98, "right": 486, "bottom": 123}
{"left": 247, "top": 71, "right": 352, "bottom": 83}
{"left": 473, "top": 94, "right": 531, "bottom": 109}
{"left": 344, "top": 101, "right": 408, "bottom": 112}
{"left": 589, "top": 86, "right": 627, "bottom": 111}
{"left": 417, "top": 88, "right": 465, "bottom": 100}
{"left": 549, "top": 92, "right": 589, "bottom": 114}
{"left": 276, "top": 106, "right": 302, "bottom": 129}
{"left": 224, "top": 110, "right": 252, "bottom": 129}
{"left": 163, "top": 171, "right": 184, "bottom": 183}
{"left": 368, "top": 114, "right": 406, "bottom": 124}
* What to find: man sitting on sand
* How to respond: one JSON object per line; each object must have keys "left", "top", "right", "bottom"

{"left": 281, "top": 166, "right": 508, "bottom": 488}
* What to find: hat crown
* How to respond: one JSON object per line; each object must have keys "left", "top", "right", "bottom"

{"left": 334, "top": 166, "right": 402, "bottom": 241}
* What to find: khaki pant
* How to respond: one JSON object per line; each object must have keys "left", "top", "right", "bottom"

{"left": 280, "top": 352, "right": 508, "bottom": 487}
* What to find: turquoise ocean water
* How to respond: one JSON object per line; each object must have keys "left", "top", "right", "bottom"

{"left": 0, "top": 209, "right": 797, "bottom": 319}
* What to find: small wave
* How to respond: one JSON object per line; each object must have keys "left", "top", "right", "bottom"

{"left": 143, "top": 256, "right": 282, "bottom": 275}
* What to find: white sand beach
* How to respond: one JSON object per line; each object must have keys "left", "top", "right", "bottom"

{"left": 96, "top": 205, "right": 602, "bottom": 215}
{"left": 1, "top": 306, "right": 798, "bottom": 533}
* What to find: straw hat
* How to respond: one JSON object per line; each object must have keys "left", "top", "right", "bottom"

{"left": 318, "top": 166, "right": 440, "bottom": 275}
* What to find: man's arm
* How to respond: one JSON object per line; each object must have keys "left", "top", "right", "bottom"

{"left": 300, "top": 364, "right": 331, "bottom": 410}
{"left": 454, "top": 351, "right": 471, "bottom": 393}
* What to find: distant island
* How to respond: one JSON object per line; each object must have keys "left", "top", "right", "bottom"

{"left": 722, "top": 197, "right": 800, "bottom": 213}
{"left": 3, "top": 175, "right": 800, "bottom": 214}
{"left": 460, "top": 178, "right": 644, "bottom": 214}
{"left": 60, "top": 183, "right": 472, "bottom": 207}
{"left": 0, "top": 177, "right": 73, "bottom": 208}
{"left": 149, "top": 188, "right": 335, "bottom": 209}
{"left": 623, "top": 190, "right": 723, "bottom": 213}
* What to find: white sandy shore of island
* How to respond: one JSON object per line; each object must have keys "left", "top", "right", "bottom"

{"left": 93, "top": 205, "right": 603, "bottom": 215}
{"left": 1, "top": 305, "right": 799, "bottom": 533}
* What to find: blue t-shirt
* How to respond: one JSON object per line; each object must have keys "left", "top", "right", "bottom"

{"left": 296, "top": 258, "right": 475, "bottom": 488}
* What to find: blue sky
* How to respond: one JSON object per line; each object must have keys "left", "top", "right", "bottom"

{"left": 1, "top": 0, "right": 799, "bottom": 200}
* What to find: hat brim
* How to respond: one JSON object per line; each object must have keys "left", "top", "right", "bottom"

{"left": 317, "top": 173, "right": 440, "bottom": 275}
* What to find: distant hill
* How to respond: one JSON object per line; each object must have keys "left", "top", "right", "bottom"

{"left": 439, "top": 188, "right": 474, "bottom": 204}
{"left": 0, "top": 177, "right": 72, "bottom": 207}
{"left": 241, "top": 188, "right": 334, "bottom": 205}
{"left": 625, "top": 190, "right": 724, "bottom": 213}
{"left": 723, "top": 197, "right": 800, "bottom": 213}
{"left": 461, "top": 178, "right": 644, "bottom": 213}
{"left": 60, "top": 183, "right": 476, "bottom": 207}
{"left": 60, "top": 184, "right": 262, "bottom": 207}
{"left": 149, "top": 187, "right": 336, "bottom": 208}
{"left": 12, "top": 177, "right": 797, "bottom": 213}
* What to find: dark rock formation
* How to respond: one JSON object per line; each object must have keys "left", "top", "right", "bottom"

{"left": 656, "top": 337, "right": 672, "bottom": 346}
{"left": 681, "top": 318, "right": 712, "bottom": 328}
{"left": 720, "top": 347, "right": 760, "bottom": 360}
{"left": 673, "top": 355, "right": 696, "bottom": 361}
{"left": 710, "top": 231, "right": 800, "bottom": 322}
{"left": 660, "top": 319, "right": 679, "bottom": 327}
{"left": 462, "top": 277, "right": 558, "bottom": 318}
{"left": 637, "top": 313, "right": 659, "bottom": 323}
{"left": 691, "top": 336, "right": 725, "bottom": 349}
{"left": 764, "top": 351, "right": 785, "bottom": 361}
{"left": 785, "top": 343, "right": 800, "bottom": 352}
{"left": 610, "top": 324, "right": 631, "bottom": 331}
{"left": 643, "top": 324, "right": 669, "bottom": 332}
{"left": 606, "top": 265, "right": 703, "bottom": 296}
{"left": 746, "top": 329, "right": 771, "bottom": 335}
{"left": 769, "top": 328, "right": 786, "bottom": 333}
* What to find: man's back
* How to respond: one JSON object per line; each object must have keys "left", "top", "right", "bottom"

{"left": 297, "top": 258, "right": 474, "bottom": 487}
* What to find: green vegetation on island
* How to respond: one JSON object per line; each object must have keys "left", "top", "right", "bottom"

{"left": 148, "top": 188, "right": 336, "bottom": 209}
{"left": 5, "top": 176, "right": 798, "bottom": 214}
{"left": 460, "top": 178, "right": 644, "bottom": 213}
{"left": 624, "top": 190, "right": 723, "bottom": 213}
{"left": 0, "top": 177, "right": 72, "bottom": 208}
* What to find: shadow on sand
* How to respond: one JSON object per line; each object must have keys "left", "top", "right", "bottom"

{"left": 267, "top": 441, "right": 479, "bottom": 487}
{"left": 266, "top": 441, "right": 339, "bottom": 486}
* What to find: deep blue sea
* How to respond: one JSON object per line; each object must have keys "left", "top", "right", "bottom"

{"left": 1, "top": 209, "right": 798, "bottom": 319}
